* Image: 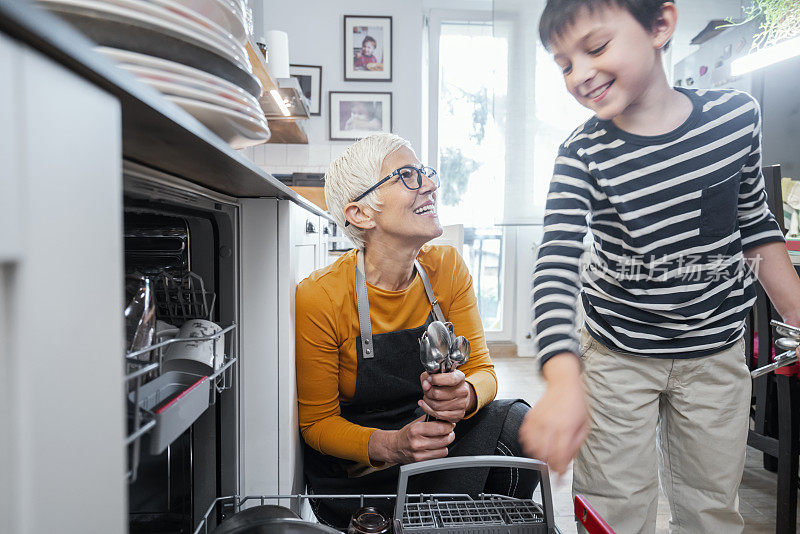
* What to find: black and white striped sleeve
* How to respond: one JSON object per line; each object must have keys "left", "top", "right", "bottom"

{"left": 738, "top": 96, "right": 784, "bottom": 250}
{"left": 532, "top": 144, "right": 593, "bottom": 368}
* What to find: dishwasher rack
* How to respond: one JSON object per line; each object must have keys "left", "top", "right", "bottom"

{"left": 124, "top": 323, "right": 238, "bottom": 482}
{"left": 193, "top": 457, "right": 561, "bottom": 534}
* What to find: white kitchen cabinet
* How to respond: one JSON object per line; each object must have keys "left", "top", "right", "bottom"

{"left": 240, "top": 199, "right": 326, "bottom": 511}
{"left": 277, "top": 200, "right": 326, "bottom": 508}
{"left": 239, "top": 198, "right": 281, "bottom": 500}
{"left": 0, "top": 31, "right": 18, "bottom": 533}
{"left": 319, "top": 219, "right": 338, "bottom": 268}
{"left": 0, "top": 33, "right": 125, "bottom": 534}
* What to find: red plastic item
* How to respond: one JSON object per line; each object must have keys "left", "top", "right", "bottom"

{"left": 786, "top": 240, "right": 800, "bottom": 252}
{"left": 574, "top": 495, "right": 615, "bottom": 534}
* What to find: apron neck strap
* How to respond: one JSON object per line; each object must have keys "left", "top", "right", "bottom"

{"left": 355, "top": 250, "right": 374, "bottom": 359}
{"left": 414, "top": 259, "right": 446, "bottom": 323}
{"left": 355, "top": 249, "right": 444, "bottom": 359}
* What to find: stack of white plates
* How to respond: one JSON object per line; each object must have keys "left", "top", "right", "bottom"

{"left": 39, "top": 0, "right": 271, "bottom": 148}
{"left": 99, "top": 47, "right": 270, "bottom": 148}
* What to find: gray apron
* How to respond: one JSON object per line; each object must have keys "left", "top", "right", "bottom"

{"left": 303, "top": 251, "right": 518, "bottom": 529}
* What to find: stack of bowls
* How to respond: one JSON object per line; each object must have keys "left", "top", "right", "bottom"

{"left": 39, "top": 0, "right": 271, "bottom": 148}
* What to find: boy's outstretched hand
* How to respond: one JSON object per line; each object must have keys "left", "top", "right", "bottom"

{"left": 518, "top": 353, "right": 589, "bottom": 475}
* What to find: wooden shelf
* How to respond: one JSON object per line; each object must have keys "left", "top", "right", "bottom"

{"left": 267, "top": 119, "right": 308, "bottom": 144}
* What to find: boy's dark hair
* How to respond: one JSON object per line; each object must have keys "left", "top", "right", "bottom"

{"left": 538, "top": 0, "right": 672, "bottom": 49}
{"left": 362, "top": 35, "right": 377, "bottom": 47}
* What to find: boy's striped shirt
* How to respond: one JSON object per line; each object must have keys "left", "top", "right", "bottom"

{"left": 533, "top": 87, "right": 784, "bottom": 365}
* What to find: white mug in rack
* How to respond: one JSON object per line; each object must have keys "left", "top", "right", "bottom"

{"left": 155, "top": 320, "right": 180, "bottom": 342}
{"left": 163, "top": 319, "right": 224, "bottom": 375}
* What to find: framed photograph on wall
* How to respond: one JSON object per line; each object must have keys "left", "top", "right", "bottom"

{"left": 289, "top": 64, "right": 322, "bottom": 116}
{"left": 329, "top": 91, "right": 392, "bottom": 141}
{"left": 344, "top": 15, "right": 392, "bottom": 81}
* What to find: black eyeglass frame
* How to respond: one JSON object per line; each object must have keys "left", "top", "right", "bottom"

{"left": 344, "top": 165, "right": 439, "bottom": 226}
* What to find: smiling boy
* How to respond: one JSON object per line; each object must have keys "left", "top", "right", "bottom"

{"left": 519, "top": 1, "right": 800, "bottom": 532}
{"left": 354, "top": 35, "right": 378, "bottom": 70}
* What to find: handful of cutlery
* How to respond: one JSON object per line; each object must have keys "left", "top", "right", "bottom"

{"left": 419, "top": 321, "right": 471, "bottom": 421}
{"left": 751, "top": 320, "right": 800, "bottom": 378}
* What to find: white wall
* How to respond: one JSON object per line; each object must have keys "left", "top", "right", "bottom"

{"left": 243, "top": 0, "right": 424, "bottom": 175}
{"left": 241, "top": 0, "right": 750, "bottom": 357}
{"left": 670, "top": 0, "right": 744, "bottom": 64}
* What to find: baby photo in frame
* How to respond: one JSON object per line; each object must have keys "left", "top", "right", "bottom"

{"left": 329, "top": 91, "right": 392, "bottom": 141}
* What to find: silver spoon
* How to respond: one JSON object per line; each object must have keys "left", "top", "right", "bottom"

{"left": 775, "top": 336, "right": 800, "bottom": 351}
{"left": 776, "top": 326, "right": 800, "bottom": 340}
{"left": 426, "top": 321, "right": 452, "bottom": 373}
{"left": 420, "top": 321, "right": 453, "bottom": 421}
{"left": 448, "top": 335, "right": 470, "bottom": 371}
{"left": 419, "top": 334, "right": 443, "bottom": 373}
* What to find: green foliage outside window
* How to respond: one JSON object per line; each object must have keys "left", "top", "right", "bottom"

{"left": 726, "top": 0, "right": 800, "bottom": 50}
{"left": 439, "top": 147, "right": 479, "bottom": 206}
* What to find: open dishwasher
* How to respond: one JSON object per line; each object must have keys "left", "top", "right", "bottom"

{"left": 192, "top": 455, "right": 614, "bottom": 534}
{"left": 193, "top": 456, "right": 614, "bottom": 534}
{"left": 194, "top": 456, "right": 557, "bottom": 534}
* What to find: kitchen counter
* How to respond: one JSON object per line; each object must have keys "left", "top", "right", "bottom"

{"left": 0, "top": 0, "right": 329, "bottom": 218}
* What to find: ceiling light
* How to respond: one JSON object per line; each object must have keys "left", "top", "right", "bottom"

{"left": 270, "top": 89, "right": 291, "bottom": 116}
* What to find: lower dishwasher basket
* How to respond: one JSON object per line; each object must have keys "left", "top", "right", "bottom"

{"left": 194, "top": 456, "right": 560, "bottom": 534}
{"left": 393, "top": 456, "right": 555, "bottom": 534}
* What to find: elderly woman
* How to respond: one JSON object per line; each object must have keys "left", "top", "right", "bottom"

{"left": 295, "top": 133, "right": 535, "bottom": 528}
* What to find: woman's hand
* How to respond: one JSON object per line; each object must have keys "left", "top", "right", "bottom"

{"left": 368, "top": 416, "right": 455, "bottom": 465}
{"left": 418, "top": 370, "right": 476, "bottom": 423}
{"left": 518, "top": 353, "right": 589, "bottom": 475}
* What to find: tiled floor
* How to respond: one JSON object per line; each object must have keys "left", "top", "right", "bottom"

{"left": 493, "top": 354, "right": 800, "bottom": 533}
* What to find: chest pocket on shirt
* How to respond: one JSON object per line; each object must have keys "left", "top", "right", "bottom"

{"left": 700, "top": 172, "right": 740, "bottom": 237}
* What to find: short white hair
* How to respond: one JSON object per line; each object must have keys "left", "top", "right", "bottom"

{"left": 324, "top": 133, "right": 413, "bottom": 250}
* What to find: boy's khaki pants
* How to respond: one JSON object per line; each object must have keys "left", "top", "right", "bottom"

{"left": 573, "top": 329, "right": 751, "bottom": 534}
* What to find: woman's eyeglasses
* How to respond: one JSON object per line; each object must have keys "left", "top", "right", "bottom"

{"left": 344, "top": 165, "right": 439, "bottom": 226}
{"left": 353, "top": 165, "right": 439, "bottom": 203}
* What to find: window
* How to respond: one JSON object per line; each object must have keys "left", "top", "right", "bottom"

{"left": 434, "top": 18, "right": 509, "bottom": 333}
{"left": 427, "top": 4, "right": 590, "bottom": 348}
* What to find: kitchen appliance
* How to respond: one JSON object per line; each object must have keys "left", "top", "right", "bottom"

{"left": 192, "top": 456, "right": 561, "bottom": 534}
{"left": 123, "top": 162, "right": 240, "bottom": 532}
